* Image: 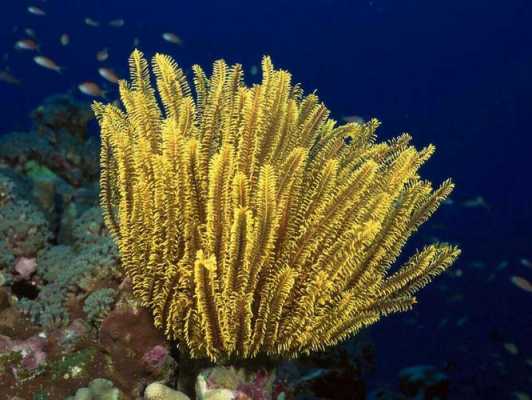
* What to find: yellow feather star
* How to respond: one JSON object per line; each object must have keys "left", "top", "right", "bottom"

{"left": 93, "top": 49, "right": 461, "bottom": 363}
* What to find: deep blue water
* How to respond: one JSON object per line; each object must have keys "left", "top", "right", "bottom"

{"left": 1, "top": 0, "right": 531, "bottom": 398}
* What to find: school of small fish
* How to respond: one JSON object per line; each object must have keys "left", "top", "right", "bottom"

{"left": 420, "top": 187, "right": 530, "bottom": 397}
{"left": 3, "top": 3, "right": 184, "bottom": 99}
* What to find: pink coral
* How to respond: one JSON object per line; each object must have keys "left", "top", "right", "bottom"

{"left": 197, "top": 366, "right": 275, "bottom": 400}
{"left": 0, "top": 333, "right": 48, "bottom": 381}
{"left": 11, "top": 335, "right": 47, "bottom": 370}
{"left": 142, "top": 344, "right": 169, "bottom": 370}
{"left": 236, "top": 369, "right": 273, "bottom": 400}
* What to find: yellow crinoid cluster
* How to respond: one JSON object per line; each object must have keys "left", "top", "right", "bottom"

{"left": 93, "top": 49, "right": 460, "bottom": 363}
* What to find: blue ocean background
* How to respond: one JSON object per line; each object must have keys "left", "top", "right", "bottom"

{"left": 1, "top": 0, "right": 531, "bottom": 398}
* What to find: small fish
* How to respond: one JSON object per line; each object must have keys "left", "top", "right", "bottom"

{"left": 342, "top": 115, "right": 365, "bottom": 124}
{"left": 456, "top": 316, "right": 468, "bottom": 327}
{"left": 98, "top": 67, "right": 119, "bottom": 83}
{"left": 0, "top": 69, "right": 21, "bottom": 85}
{"left": 503, "top": 342, "right": 519, "bottom": 355}
{"left": 162, "top": 32, "right": 183, "bottom": 45}
{"left": 249, "top": 65, "right": 258, "bottom": 76}
{"left": 60, "top": 33, "right": 70, "bottom": 46}
{"left": 78, "top": 81, "right": 106, "bottom": 97}
{"left": 96, "top": 48, "right": 109, "bottom": 62}
{"left": 84, "top": 17, "right": 100, "bottom": 27}
{"left": 15, "top": 39, "right": 39, "bottom": 51}
{"left": 520, "top": 258, "right": 532, "bottom": 269}
{"left": 495, "top": 260, "right": 509, "bottom": 271}
{"left": 462, "top": 196, "right": 489, "bottom": 209}
{"left": 33, "top": 56, "right": 62, "bottom": 72}
{"left": 132, "top": 37, "right": 140, "bottom": 47}
{"left": 28, "top": 6, "right": 46, "bottom": 16}
{"left": 510, "top": 276, "right": 532, "bottom": 293}
{"left": 470, "top": 260, "right": 486, "bottom": 269}
{"left": 24, "top": 28, "right": 36, "bottom": 37}
{"left": 293, "top": 368, "right": 332, "bottom": 386}
{"left": 442, "top": 198, "right": 454, "bottom": 205}
{"left": 108, "top": 18, "right": 125, "bottom": 27}
{"left": 512, "top": 392, "right": 530, "bottom": 400}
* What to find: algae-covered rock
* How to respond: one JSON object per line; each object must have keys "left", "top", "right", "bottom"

{"left": 30, "top": 94, "right": 93, "bottom": 142}
{"left": 66, "top": 378, "right": 124, "bottom": 400}
{"left": 17, "top": 234, "right": 119, "bottom": 328}
{"left": 0, "top": 167, "right": 33, "bottom": 206}
{"left": 0, "top": 199, "right": 51, "bottom": 257}
{"left": 144, "top": 382, "right": 190, "bottom": 400}
{"left": 83, "top": 288, "right": 117, "bottom": 327}
{"left": 0, "top": 131, "right": 53, "bottom": 167}
{"left": 0, "top": 240, "right": 15, "bottom": 286}
{"left": 72, "top": 387, "right": 92, "bottom": 400}
{"left": 195, "top": 365, "right": 276, "bottom": 400}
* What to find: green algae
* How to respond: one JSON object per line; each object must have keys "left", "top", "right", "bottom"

{"left": 48, "top": 348, "right": 97, "bottom": 381}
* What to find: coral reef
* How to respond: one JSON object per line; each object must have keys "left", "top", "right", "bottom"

{"left": 0, "top": 94, "right": 140, "bottom": 398}
{"left": 93, "top": 49, "right": 460, "bottom": 363}
{"left": 16, "top": 227, "right": 120, "bottom": 328}
{"left": 0, "top": 198, "right": 51, "bottom": 258}
{"left": 0, "top": 131, "right": 54, "bottom": 170}
{"left": 0, "top": 167, "right": 34, "bottom": 206}
{"left": 0, "top": 93, "right": 180, "bottom": 399}
{"left": 83, "top": 288, "right": 118, "bottom": 327}
{"left": 1, "top": 94, "right": 99, "bottom": 187}
{"left": 0, "top": 240, "right": 16, "bottom": 286}
{"left": 30, "top": 94, "right": 94, "bottom": 143}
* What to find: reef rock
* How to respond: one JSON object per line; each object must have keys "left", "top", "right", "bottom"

{"left": 195, "top": 365, "right": 276, "bottom": 400}
{"left": 144, "top": 382, "right": 191, "bottom": 400}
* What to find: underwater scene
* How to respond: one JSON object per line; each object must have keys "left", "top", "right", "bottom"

{"left": 0, "top": 0, "right": 531, "bottom": 399}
